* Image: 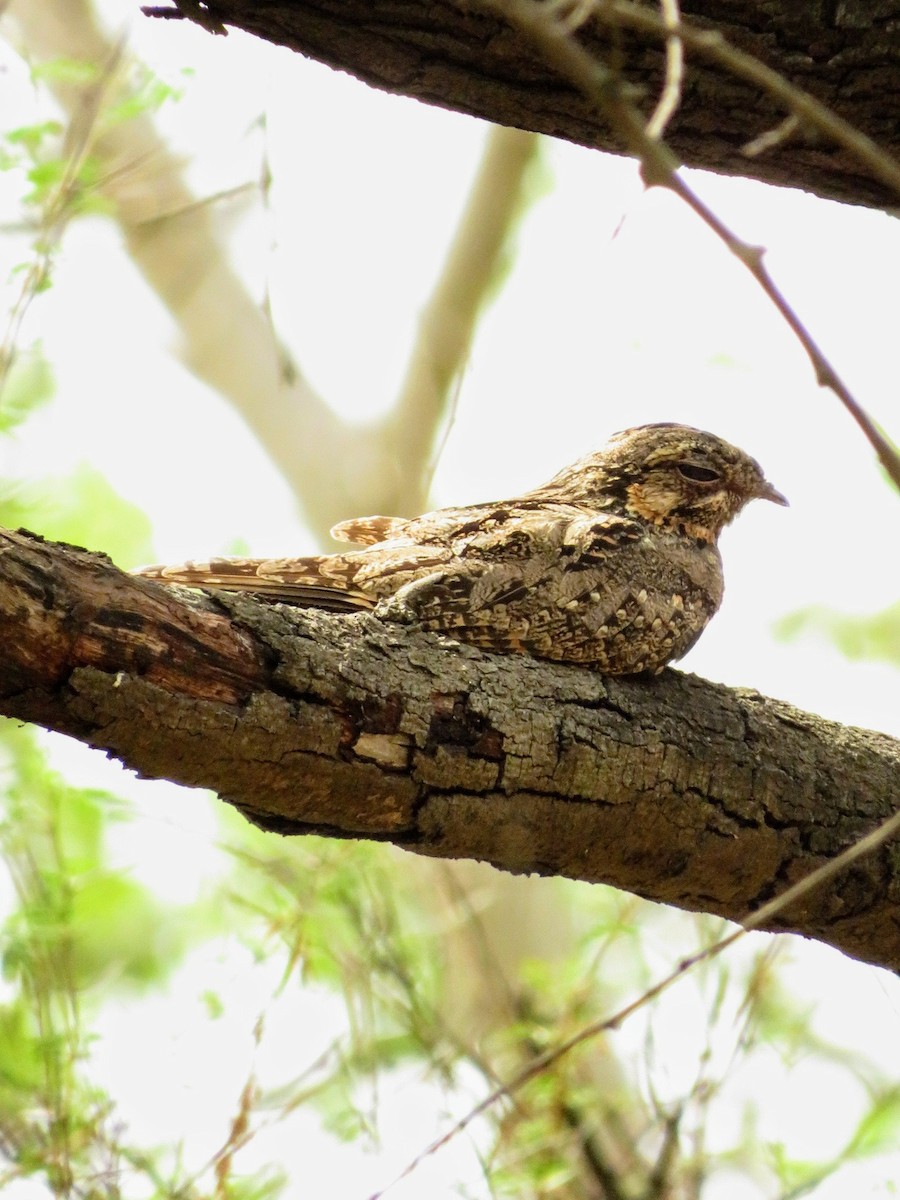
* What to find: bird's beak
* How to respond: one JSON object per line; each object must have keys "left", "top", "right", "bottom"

{"left": 755, "top": 478, "right": 789, "bottom": 506}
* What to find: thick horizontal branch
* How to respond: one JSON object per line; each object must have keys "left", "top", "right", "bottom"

{"left": 1, "top": 528, "right": 899, "bottom": 969}
{"left": 159, "top": 0, "right": 900, "bottom": 209}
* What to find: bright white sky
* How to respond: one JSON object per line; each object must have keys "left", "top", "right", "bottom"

{"left": 1, "top": 3, "right": 899, "bottom": 1197}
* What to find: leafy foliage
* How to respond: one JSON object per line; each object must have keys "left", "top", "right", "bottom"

{"left": 0, "top": 54, "right": 183, "bottom": 409}
{"left": 0, "top": 724, "right": 178, "bottom": 1194}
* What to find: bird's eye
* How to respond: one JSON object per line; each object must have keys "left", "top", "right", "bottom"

{"left": 677, "top": 463, "right": 721, "bottom": 483}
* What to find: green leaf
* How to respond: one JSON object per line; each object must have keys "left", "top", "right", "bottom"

{"left": 768, "top": 1142, "right": 831, "bottom": 1194}
{"left": 68, "top": 872, "right": 186, "bottom": 989}
{"left": 30, "top": 59, "right": 100, "bottom": 87}
{"left": 0, "top": 462, "right": 154, "bottom": 567}
{"left": 201, "top": 989, "right": 225, "bottom": 1019}
{"left": 105, "top": 83, "right": 177, "bottom": 126}
{"left": 25, "top": 158, "right": 66, "bottom": 204}
{"left": 847, "top": 1088, "right": 900, "bottom": 1158}
{"left": 5, "top": 120, "right": 63, "bottom": 156}
{"left": 0, "top": 1001, "right": 44, "bottom": 1103}
{"left": 212, "top": 1170, "right": 286, "bottom": 1200}
{"left": 0, "top": 344, "right": 55, "bottom": 434}
{"left": 774, "top": 602, "right": 900, "bottom": 668}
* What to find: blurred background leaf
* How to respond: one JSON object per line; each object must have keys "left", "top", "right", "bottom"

{"left": 775, "top": 601, "right": 900, "bottom": 668}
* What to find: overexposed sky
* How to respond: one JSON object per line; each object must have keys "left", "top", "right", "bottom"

{"left": 1, "top": 4, "right": 899, "bottom": 1197}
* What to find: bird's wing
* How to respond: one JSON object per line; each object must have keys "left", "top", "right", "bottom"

{"left": 330, "top": 515, "right": 408, "bottom": 546}
{"left": 365, "top": 509, "right": 622, "bottom": 637}
{"left": 380, "top": 509, "right": 714, "bottom": 672}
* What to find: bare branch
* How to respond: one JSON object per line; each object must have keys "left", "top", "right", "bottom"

{"left": 1, "top": 530, "right": 898, "bottom": 969}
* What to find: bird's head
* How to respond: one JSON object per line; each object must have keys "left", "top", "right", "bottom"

{"left": 544, "top": 423, "right": 787, "bottom": 540}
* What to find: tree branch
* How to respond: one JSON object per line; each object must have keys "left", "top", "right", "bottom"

{"left": 142, "top": 0, "right": 900, "bottom": 210}
{"left": 381, "top": 124, "right": 541, "bottom": 516}
{"left": 1, "top": 529, "right": 898, "bottom": 971}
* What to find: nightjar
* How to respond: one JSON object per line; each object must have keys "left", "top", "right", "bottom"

{"left": 137, "top": 424, "right": 786, "bottom": 676}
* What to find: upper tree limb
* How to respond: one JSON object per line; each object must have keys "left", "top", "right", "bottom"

{"left": 167, "top": 0, "right": 900, "bottom": 210}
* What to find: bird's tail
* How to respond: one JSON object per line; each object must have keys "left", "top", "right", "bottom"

{"left": 135, "top": 557, "right": 375, "bottom": 611}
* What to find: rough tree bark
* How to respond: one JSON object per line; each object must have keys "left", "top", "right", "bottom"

{"left": 1, "top": 529, "right": 898, "bottom": 971}
{"left": 150, "top": 0, "right": 900, "bottom": 210}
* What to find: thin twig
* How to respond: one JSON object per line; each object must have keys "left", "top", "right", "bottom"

{"left": 742, "top": 113, "right": 800, "bottom": 158}
{"left": 645, "top": 0, "right": 683, "bottom": 140}
{"left": 0, "top": 41, "right": 125, "bottom": 405}
{"left": 485, "top": 0, "right": 900, "bottom": 493}
{"left": 369, "top": 804, "right": 900, "bottom": 1199}
{"left": 667, "top": 177, "right": 900, "bottom": 490}
{"left": 599, "top": 0, "right": 900, "bottom": 199}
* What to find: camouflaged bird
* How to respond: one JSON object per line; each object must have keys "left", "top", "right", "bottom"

{"left": 137, "top": 424, "right": 786, "bottom": 676}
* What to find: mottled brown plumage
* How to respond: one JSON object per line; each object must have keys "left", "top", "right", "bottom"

{"left": 137, "top": 424, "right": 786, "bottom": 675}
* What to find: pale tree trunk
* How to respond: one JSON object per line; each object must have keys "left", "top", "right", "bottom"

{"left": 7, "top": 0, "right": 538, "bottom": 528}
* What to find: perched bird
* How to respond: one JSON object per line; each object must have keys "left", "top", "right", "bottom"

{"left": 137, "top": 424, "right": 786, "bottom": 676}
